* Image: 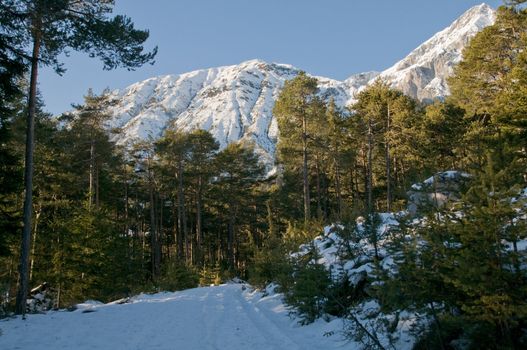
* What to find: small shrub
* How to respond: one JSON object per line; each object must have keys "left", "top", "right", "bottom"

{"left": 199, "top": 263, "right": 222, "bottom": 286}
{"left": 324, "top": 275, "right": 368, "bottom": 317}
{"left": 248, "top": 234, "right": 293, "bottom": 290}
{"left": 157, "top": 262, "right": 199, "bottom": 291}
{"left": 284, "top": 243, "right": 331, "bottom": 324}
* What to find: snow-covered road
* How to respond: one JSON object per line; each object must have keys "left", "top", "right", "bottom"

{"left": 0, "top": 284, "right": 347, "bottom": 349}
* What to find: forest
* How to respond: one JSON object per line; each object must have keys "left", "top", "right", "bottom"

{"left": 1, "top": 1, "right": 527, "bottom": 349}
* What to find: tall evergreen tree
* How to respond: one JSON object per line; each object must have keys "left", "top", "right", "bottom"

{"left": 350, "top": 80, "right": 421, "bottom": 213}
{"left": 186, "top": 130, "right": 219, "bottom": 265}
{"left": 325, "top": 99, "right": 346, "bottom": 220}
{"left": 212, "top": 143, "right": 264, "bottom": 270}
{"left": 156, "top": 130, "right": 191, "bottom": 262}
{"left": 1, "top": 0, "right": 157, "bottom": 315}
{"left": 274, "top": 72, "right": 320, "bottom": 223}
{"left": 448, "top": 5, "right": 527, "bottom": 173}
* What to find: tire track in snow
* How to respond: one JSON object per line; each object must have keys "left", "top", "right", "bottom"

{"left": 201, "top": 289, "right": 224, "bottom": 350}
{"left": 231, "top": 286, "right": 302, "bottom": 350}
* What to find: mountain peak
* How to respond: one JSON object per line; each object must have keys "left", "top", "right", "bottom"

{"left": 453, "top": 3, "right": 496, "bottom": 30}
{"left": 377, "top": 3, "right": 495, "bottom": 101}
{"left": 105, "top": 4, "right": 497, "bottom": 165}
{"left": 467, "top": 3, "right": 495, "bottom": 15}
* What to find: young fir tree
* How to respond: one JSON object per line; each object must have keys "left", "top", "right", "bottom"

{"left": 284, "top": 242, "right": 331, "bottom": 325}
{"left": 445, "top": 156, "right": 527, "bottom": 347}
{"left": 385, "top": 154, "right": 527, "bottom": 349}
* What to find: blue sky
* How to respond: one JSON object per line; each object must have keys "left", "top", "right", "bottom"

{"left": 39, "top": 0, "right": 502, "bottom": 115}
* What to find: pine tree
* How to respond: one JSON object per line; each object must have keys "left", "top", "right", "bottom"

{"left": 325, "top": 99, "right": 346, "bottom": 220}
{"left": 211, "top": 143, "right": 264, "bottom": 271}
{"left": 446, "top": 157, "right": 527, "bottom": 346}
{"left": 448, "top": 6, "right": 527, "bottom": 173}
{"left": 156, "top": 130, "right": 191, "bottom": 262}
{"left": 3, "top": 0, "right": 157, "bottom": 315}
{"left": 422, "top": 101, "right": 466, "bottom": 171}
{"left": 274, "top": 72, "right": 320, "bottom": 223}
{"left": 284, "top": 242, "right": 331, "bottom": 324}
{"left": 186, "top": 130, "right": 219, "bottom": 265}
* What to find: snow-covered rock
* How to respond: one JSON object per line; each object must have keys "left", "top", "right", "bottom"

{"left": 287, "top": 174, "right": 527, "bottom": 349}
{"left": 407, "top": 171, "right": 472, "bottom": 215}
{"left": 103, "top": 4, "right": 495, "bottom": 165}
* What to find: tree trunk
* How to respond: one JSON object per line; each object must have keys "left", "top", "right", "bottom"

{"left": 196, "top": 175, "right": 203, "bottom": 264}
{"left": 149, "top": 186, "right": 157, "bottom": 277}
{"left": 149, "top": 166, "right": 160, "bottom": 278}
{"left": 177, "top": 161, "right": 187, "bottom": 261}
{"left": 173, "top": 202, "right": 180, "bottom": 259}
{"left": 348, "top": 165, "right": 357, "bottom": 203}
{"left": 429, "top": 302, "right": 446, "bottom": 350}
{"left": 95, "top": 162, "right": 99, "bottom": 209}
{"left": 386, "top": 104, "right": 392, "bottom": 212}
{"left": 393, "top": 155, "right": 399, "bottom": 197}
{"left": 55, "top": 220, "right": 63, "bottom": 310}
{"left": 29, "top": 204, "right": 42, "bottom": 283}
{"left": 367, "top": 119, "right": 373, "bottom": 215}
{"left": 251, "top": 202, "right": 260, "bottom": 248}
{"left": 302, "top": 115, "right": 310, "bottom": 222}
{"left": 89, "top": 139, "right": 95, "bottom": 208}
{"left": 367, "top": 118, "right": 379, "bottom": 260}
{"left": 124, "top": 166, "right": 129, "bottom": 236}
{"left": 512, "top": 239, "right": 520, "bottom": 276}
{"left": 334, "top": 157, "right": 342, "bottom": 221}
{"left": 227, "top": 206, "right": 235, "bottom": 269}
{"left": 16, "top": 25, "right": 41, "bottom": 316}
{"left": 315, "top": 160, "right": 322, "bottom": 219}
{"left": 159, "top": 194, "right": 164, "bottom": 261}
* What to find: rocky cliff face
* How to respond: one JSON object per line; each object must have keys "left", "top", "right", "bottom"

{"left": 103, "top": 4, "right": 496, "bottom": 164}
{"left": 379, "top": 3, "right": 495, "bottom": 101}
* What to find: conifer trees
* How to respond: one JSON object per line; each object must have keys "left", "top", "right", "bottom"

{"left": 381, "top": 5, "right": 527, "bottom": 347}
{"left": 1, "top": 0, "right": 157, "bottom": 315}
{"left": 349, "top": 80, "right": 424, "bottom": 213}
{"left": 0, "top": 6, "right": 526, "bottom": 348}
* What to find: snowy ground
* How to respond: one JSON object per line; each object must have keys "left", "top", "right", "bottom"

{"left": 0, "top": 283, "right": 348, "bottom": 350}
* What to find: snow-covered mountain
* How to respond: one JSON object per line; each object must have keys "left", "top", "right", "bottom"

{"left": 378, "top": 3, "right": 495, "bottom": 100}
{"left": 105, "top": 4, "right": 495, "bottom": 164}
